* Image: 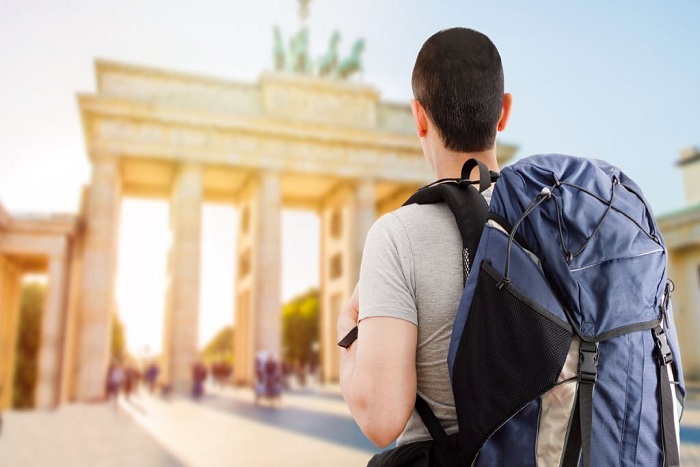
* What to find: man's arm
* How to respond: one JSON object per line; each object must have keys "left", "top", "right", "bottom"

{"left": 338, "top": 285, "right": 418, "bottom": 448}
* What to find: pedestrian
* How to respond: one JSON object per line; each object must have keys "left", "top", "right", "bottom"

{"left": 106, "top": 359, "right": 125, "bottom": 409}
{"left": 191, "top": 361, "right": 207, "bottom": 399}
{"left": 337, "top": 27, "right": 512, "bottom": 457}
{"left": 123, "top": 364, "right": 137, "bottom": 400}
{"left": 145, "top": 362, "right": 159, "bottom": 393}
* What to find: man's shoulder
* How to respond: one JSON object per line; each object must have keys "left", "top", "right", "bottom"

{"left": 365, "top": 204, "right": 454, "bottom": 249}
{"left": 390, "top": 203, "right": 455, "bottom": 230}
{"left": 366, "top": 204, "right": 455, "bottom": 247}
{"left": 389, "top": 187, "right": 493, "bottom": 230}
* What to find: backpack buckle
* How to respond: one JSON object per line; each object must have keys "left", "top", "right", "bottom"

{"left": 578, "top": 341, "right": 599, "bottom": 384}
{"left": 653, "top": 326, "right": 673, "bottom": 366}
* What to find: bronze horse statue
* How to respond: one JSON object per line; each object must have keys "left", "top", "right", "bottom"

{"left": 336, "top": 38, "right": 365, "bottom": 80}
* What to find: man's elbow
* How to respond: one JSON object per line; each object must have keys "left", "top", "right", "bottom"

{"left": 364, "top": 424, "right": 402, "bottom": 449}
{"left": 354, "top": 402, "right": 408, "bottom": 448}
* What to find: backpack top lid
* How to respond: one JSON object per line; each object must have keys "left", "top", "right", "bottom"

{"left": 490, "top": 154, "right": 667, "bottom": 339}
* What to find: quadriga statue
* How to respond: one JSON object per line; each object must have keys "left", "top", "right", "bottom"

{"left": 336, "top": 38, "right": 365, "bottom": 80}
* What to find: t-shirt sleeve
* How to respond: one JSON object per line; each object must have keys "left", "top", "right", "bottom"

{"left": 358, "top": 212, "right": 418, "bottom": 325}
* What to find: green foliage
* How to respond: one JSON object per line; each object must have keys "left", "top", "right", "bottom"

{"left": 282, "top": 288, "right": 319, "bottom": 364}
{"left": 111, "top": 313, "right": 126, "bottom": 361}
{"left": 12, "top": 282, "right": 45, "bottom": 409}
{"left": 201, "top": 325, "right": 235, "bottom": 365}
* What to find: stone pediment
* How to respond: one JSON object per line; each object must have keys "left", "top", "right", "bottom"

{"left": 259, "top": 71, "right": 379, "bottom": 129}
{"left": 94, "top": 60, "right": 397, "bottom": 131}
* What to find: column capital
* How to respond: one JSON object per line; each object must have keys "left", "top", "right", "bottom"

{"left": 90, "top": 152, "right": 120, "bottom": 167}
{"left": 355, "top": 178, "right": 376, "bottom": 187}
{"left": 177, "top": 162, "right": 204, "bottom": 174}
{"left": 259, "top": 168, "right": 282, "bottom": 178}
{"left": 48, "top": 252, "right": 67, "bottom": 262}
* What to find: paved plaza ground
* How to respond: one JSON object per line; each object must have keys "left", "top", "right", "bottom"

{"left": 1, "top": 383, "right": 700, "bottom": 466}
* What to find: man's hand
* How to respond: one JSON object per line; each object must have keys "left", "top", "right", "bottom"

{"left": 337, "top": 283, "right": 359, "bottom": 345}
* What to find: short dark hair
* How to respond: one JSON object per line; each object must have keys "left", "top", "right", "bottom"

{"left": 412, "top": 28, "right": 504, "bottom": 152}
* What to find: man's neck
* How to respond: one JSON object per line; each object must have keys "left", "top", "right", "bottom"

{"left": 432, "top": 146, "right": 500, "bottom": 181}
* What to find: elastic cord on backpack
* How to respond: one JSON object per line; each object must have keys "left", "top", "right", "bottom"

{"left": 555, "top": 176, "right": 618, "bottom": 263}
{"left": 502, "top": 186, "right": 554, "bottom": 283}
{"left": 504, "top": 174, "right": 651, "bottom": 276}
{"left": 557, "top": 177, "right": 660, "bottom": 245}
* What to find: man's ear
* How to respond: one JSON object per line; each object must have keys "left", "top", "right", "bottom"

{"left": 497, "top": 93, "right": 513, "bottom": 132}
{"left": 411, "top": 99, "right": 428, "bottom": 137}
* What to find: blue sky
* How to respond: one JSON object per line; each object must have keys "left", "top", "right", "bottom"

{"left": 1, "top": 1, "right": 698, "bottom": 351}
{"left": 1, "top": 1, "right": 698, "bottom": 213}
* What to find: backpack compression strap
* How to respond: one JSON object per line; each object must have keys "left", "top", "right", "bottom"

{"left": 654, "top": 325, "right": 681, "bottom": 466}
{"left": 562, "top": 327, "right": 680, "bottom": 467}
{"left": 562, "top": 341, "right": 599, "bottom": 467}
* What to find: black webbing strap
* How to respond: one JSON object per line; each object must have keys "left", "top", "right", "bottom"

{"left": 337, "top": 326, "right": 358, "bottom": 349}
{"left": 654, "top": 326, "right": 681, "bottom": 466}
{"left": 579, "top": 378, "right": 595, "bottom": 467}
{"left": 461, "top": 158, "right": 492, "bottom": 193}
{"left": 415, "top": 394, "right": 449, "bottom": 444}
{"left": 578, "top": 341, "right": 598, "bottom": 467}
{"left": 561, "top": 391, "right": 582, "bottom": 466}
{"left": 415, "top": 394, "right": 459, "bottom": 465}
{"left": 562, "top": 340, "right": 598, "bottom": 467}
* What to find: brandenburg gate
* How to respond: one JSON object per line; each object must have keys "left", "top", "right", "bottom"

{"left": 0, "top": 58, "right": 516, "bottom": 409}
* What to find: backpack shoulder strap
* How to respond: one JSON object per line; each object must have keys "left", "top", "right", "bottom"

{"left": 338, "top": 159, "right": 495, "bottom": 349}
{"left": 403, "top": 159, "right": 494, "bottom": 451}
{"left": 403, "top": 158, "right": 493, "bottom": 283}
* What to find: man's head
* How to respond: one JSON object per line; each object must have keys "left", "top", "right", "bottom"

{"left": 411, "top": 28, "right": 510, "bottom": 156}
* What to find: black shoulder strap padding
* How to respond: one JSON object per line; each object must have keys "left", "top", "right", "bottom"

{"left": 404, "top": 182, "right": 489, "bottom": 279}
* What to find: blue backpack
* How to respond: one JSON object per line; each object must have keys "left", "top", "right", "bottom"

{"left": 403, "top": 154, "right": 684, "bottom": 466}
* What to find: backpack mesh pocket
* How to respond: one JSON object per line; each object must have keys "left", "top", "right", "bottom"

{"left": 452, "top": 260, "right": 573, "bottom": 465}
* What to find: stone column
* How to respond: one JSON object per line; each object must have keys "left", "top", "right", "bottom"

{"left": 0, "top": 257, "right": 21, "bottom": 410}
{"left": 376, "top": 186, "right": 421, "bottom": 218}
{"left": 353, "top": 180, "right": 377, "bottom": 281}
{"left": 59, "top": 234, "right": 83, "bottom": 403}
{"left": 234, "top": 171, "right": 282, "bottom": 385}
{"left": 319, "top": 180, "right": 375, "bottom": 382}
{"left": 75, "top": 157, "right": 122, "bottom": 401}
{"left": 36, "top": 255, "right": 69, "bottom": 409}
{"left": 667, "top": 252, "right": 700, "bottom": 378}
{"left": 163, "top": 164, "right": 203, "bottom": 392}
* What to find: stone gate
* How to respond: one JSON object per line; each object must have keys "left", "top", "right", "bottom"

{"left": 0, "top": 60, "right": 516, "bottom": 408}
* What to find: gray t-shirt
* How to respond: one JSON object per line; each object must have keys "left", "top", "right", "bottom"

{"left": 358, "top": 189, "right": 491, "bottom": 445}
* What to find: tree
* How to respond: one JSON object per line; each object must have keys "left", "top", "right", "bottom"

{"left": 282, "top": 288, "right": 319, "bottom": 365}
{"left": 12, "top": 281, "right": 45, "bottom": 409}
{"left": 201, "top": 325, "right": 235, "bottom": 365}
{"left": 111, "top": 313, "right": 126, "bottom": 361}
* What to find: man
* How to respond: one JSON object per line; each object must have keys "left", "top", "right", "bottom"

{"left": 337, "top": 27, "right": 512, "bottom": 449}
